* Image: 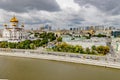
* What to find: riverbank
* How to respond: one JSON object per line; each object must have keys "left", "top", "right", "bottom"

{"left": 0, "top": 50, "right": 120, "bottom": 69}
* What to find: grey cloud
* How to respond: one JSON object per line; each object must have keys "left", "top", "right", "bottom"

{"left": 75, "top": 0, "right": 120, "bottom": 15}
{"left": 25, "top": 20, "right": 52, "bottom": 25}
{"left": 70, "top": 17, "right": 85, "bottom": 24}
{"left": 0, "top": 0, "right": 60, "bottom": 13}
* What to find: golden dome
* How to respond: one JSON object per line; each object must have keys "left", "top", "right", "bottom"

{"left": 10, "top": 16, "right": 19, "bottom": 22}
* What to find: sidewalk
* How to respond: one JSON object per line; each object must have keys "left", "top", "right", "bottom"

{"left": 0, "top": 51, "right": 120, "bottom": 69}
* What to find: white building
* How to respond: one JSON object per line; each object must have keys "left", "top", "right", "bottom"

{"left": 63, "top": 37, "right": 107, "bottom": 48}
{"left": 111, "top": 38, "right": 120, "bottom": 53}
{"left": 1, "top": 16, "right": 27, "bottom": 42}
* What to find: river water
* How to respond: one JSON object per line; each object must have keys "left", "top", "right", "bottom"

{"left": 0, "top": 56, "right": 120, "bottom": 80}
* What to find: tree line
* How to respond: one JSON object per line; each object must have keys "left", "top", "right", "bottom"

{"left": 51, "top": 42, "right": 110, "bottom": 55}
{"left": 0, "top": 32, "right": 56, "bottom": 49}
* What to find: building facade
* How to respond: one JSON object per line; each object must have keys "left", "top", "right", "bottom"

{"left": 111, "top": 30, "right": 120, "bottom": 37}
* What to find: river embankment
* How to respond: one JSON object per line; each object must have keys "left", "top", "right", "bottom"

{"left": 0, "top": 49, "right": 120, "bottom": 69}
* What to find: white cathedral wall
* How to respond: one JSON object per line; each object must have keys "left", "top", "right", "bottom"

{"left": 3, "top": 29, "right": 10, "bottom": 38}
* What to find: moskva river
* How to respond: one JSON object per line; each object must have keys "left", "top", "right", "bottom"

{"left": 0, "top": 56, "right": 120, "bottom": 80}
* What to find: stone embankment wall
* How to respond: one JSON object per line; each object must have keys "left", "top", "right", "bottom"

{"left": 0, "top": 48, "right": 120, "bottom": 69}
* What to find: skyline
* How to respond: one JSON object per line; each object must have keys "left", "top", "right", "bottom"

{"left": 0, "top": 0, "right": 120, "bottom": 29}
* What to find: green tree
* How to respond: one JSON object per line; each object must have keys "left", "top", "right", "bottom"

{"left": 57, "top": 37, "right": 62, "bottom": 42}
{"left": 34, "top": 33, "right": 40, "bottom": 37}
{"left": 96, "top": 46, "right": 110, "bottom": 55}
{"left": 9, "top": 42, "right": 17, "bottom": 48}
{"left": 30, "top": 43, "right": 36, "bottom": 49}
{"left": 0, "top": 42, "right": 8, "bottom": 48}
{"left": 75, "top": 45, "right": 83, "bottom": 53}
{"left": 92, "top": 45, "right": 96, "bottom": 50}
{"left": 94, "top": 33, "right": 107, "bottom": 37}
{"left": 86, "top": 47, "right": 91, "bottom": 54}
{"left": 33, "top": 39, "right": 41, "bottom": 47}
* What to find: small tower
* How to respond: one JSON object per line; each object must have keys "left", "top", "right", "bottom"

{"left": 21, "top": 23, "right": 24, "bottom": 28}
{"left": 3, "top": 23, "right": 7, "bottom": 28}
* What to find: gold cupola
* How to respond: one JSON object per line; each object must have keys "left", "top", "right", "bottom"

{"left": 10, "top": 16, "right": 19, "bottom": 22}
{"left": 4, "top": 23, "right": 7, "bottom": 27}
{"left": 21, "top": 23, "right": 24, "bottom": 27}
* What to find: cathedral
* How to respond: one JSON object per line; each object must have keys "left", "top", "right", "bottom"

{"left": 2, "top": 16, "right": 27, "bottom": 42}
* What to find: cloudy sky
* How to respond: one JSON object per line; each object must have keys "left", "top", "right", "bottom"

{"left": 0, "top": 0, "right": 120, "bottom": 29}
